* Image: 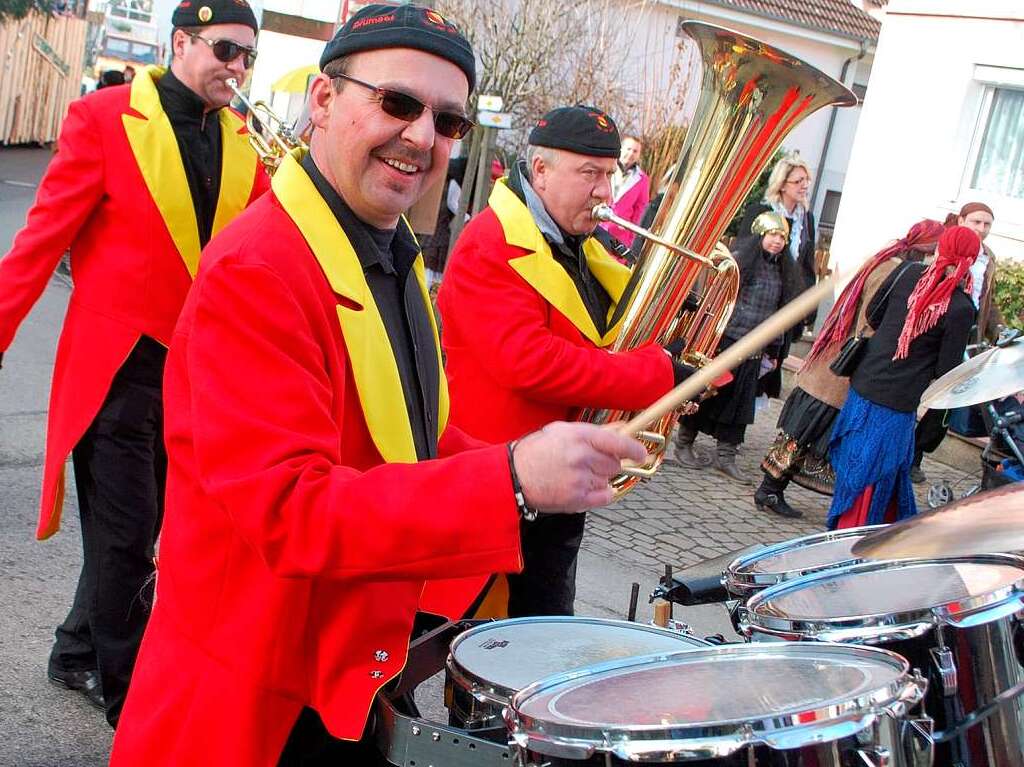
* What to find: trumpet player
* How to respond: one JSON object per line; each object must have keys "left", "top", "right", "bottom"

{"left": 0, "top": 0, "right": 268, "bottom": 726}
{"left": 426, "top": 106, "right": 695, "bottom": 620}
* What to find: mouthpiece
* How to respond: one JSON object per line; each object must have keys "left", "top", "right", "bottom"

{"left": 592, "top": 204, "right": 613, "bottom": 222}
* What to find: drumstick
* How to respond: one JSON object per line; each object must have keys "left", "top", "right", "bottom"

{"left": 620, "top": 271, "right": 850, "bottom": 438}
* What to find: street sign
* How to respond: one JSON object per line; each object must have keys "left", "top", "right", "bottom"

{"left": 478, "top": 111, "right": 513, "bottom": 129}
{"left": 477, "top": 94, "right": 504, "bottom": 112}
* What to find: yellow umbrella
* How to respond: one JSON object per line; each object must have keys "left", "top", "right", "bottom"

{"left": 271, "top": 64, "right": 319, "bottom": 94}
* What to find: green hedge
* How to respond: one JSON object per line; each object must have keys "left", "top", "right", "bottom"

{"left": 993, "top": 259, "right": 1024, "bottom": 331}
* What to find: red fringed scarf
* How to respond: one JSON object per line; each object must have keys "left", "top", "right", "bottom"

{"left": 805, "top": 219, "right": 945, "bottom": 365}
{"left": 894, "top": 225, "right": 980, "bottom": 360}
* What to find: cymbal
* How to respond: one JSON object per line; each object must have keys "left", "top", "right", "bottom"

{"left": 921, "top": 342, "right": 1024, "bottom": 409}
{"left": 851, "top": 485, "right": 1024, "bottom": 560}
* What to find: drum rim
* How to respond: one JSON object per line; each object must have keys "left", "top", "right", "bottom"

{"left": 724, "top": 525, "right": 882, "bottom": 596}
{"left": 446, "top": 616, "right": 710, "bottom": 706}
{"left": 505, "top": 642, "right": 923, "bottom": 761}
{"left": 741, "top": 553, "right": 1024, "bottom": 641}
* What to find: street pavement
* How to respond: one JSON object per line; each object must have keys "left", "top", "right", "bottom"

{"left": 0, "top": 147, "right": 967, "bottom": 766}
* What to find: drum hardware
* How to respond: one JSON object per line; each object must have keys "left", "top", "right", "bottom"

{"left": 930, "top": 646, "right": 958, "bottom": 697}
{"left": 374, "top": 692, "right": 512, "bottom": 767}
{"left": 626, "top": 581, "right": 640, "bottom": 622}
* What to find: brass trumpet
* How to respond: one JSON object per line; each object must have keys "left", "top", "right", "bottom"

{"left": 226, "top": 78, "right": 307, "bottom": 173}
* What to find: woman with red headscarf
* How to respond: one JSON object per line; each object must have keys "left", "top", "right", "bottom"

{"left": 826, "top": 226, "right": 980, "bottom": 529}
{"left": 755, "top": 219, "right": 945, "bottom": 519}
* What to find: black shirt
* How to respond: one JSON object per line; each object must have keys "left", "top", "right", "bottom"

{"left": 851, "top": 262, "right": 976, "bottom": 413}
{"left": 156, "top": 69, "right": 222, "bottom": 247}
{"left": 301, "top": 154, "right": 439, "bottom": 460}
{"left": 507, "top": 162, "right": 612, "bottom": 336}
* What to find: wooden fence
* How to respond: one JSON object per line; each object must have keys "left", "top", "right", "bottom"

{"left": 0, "top": 11, "right": 86, "bottom": 145}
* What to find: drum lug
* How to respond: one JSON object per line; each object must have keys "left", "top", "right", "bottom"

{"left": 930, "top": 646, "right": 958, "bottom": 697}
{"left": 854, "top": 746, "right": 891, "bottom": 766}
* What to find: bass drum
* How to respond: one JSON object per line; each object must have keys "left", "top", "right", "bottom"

{"left": 445, "top": 616, "right": 708, "bottom": 735}
{"left": 506, "top": 642, "right": 931, "bottom": 765}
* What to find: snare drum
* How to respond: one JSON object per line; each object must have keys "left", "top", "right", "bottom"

{"left": 506, "top": 642, "right": 930, "bottom": 765}
{"left": 445, "top": 617, "right": 708, "bottom": 732}
{"left": 740, "top": 554, "right": 1024, "bottom": 766}
{"left": 724, "top": 525, "right": 881, "bottom": 598}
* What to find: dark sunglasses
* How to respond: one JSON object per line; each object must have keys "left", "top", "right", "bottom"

{"left": 187, "top": 32, "right": 257, "bottom": 69}
{"left": 331, "top": 73, "right": 474, "bottom": 140}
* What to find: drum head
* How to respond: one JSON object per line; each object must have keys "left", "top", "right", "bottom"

{"left": 448, "top": 617, "right": 707, "bottom": 702}
{"left": 509, "top": 643, "right": 918, "bottom": 760}
{"left": 725, "top": 526, "right": 879, "bottom": 595}
{"left": 746, "top": 555, "right": 1024, "bottom": 637}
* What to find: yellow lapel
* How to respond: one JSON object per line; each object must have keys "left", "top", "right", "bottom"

{"left": 272, "top": 151, "right": 446, "bottom": 463}
{"left": 122, "top": 66, "right": 201, "bottom": 277}
{"left": 489, "top": 180, "right": 630, "bottom": 347}
{"left": 211, "top": 108, "right": 257, "bottom": 238}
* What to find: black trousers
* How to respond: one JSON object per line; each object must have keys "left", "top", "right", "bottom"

{"left": 507, "top": 513, "right": 585, "bottom": 617}
{"left": 913, "top": 408, "right": 949, "bottom": 466}
{"left": 278, "top": 709, "right": 389, "bottom": 766}
{"left": 49, "top": 337, "right": 167, "bottom": 727}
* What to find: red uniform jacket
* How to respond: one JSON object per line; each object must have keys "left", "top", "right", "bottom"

{"left": 419, "top": 179, "right": 674, "bottom": 617}
{"left": 108, "top": 152, "right": 523, "bottom": 767}
{"left": 0, "top": 66, "right": 269, "bottom": 539}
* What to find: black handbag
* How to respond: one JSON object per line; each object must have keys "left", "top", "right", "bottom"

{"left": 829, "top": 262, "right": 913, "bottom": 377}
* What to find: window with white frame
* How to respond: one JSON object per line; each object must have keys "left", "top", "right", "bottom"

{"left": 962, "top": 66, "right": 1024, "bottom": 218}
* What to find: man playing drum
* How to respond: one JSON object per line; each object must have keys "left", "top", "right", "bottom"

{"left": 108, "top": 6, "right": 645, "bottom": 765}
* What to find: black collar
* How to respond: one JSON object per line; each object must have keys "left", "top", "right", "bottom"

{"left": 301, "top": 153, "right": 419, "bottom": 277}
{"left": 156, "top": 68, "right": 215, "bottom": 124}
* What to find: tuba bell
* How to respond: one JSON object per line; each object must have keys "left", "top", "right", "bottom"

{"left": 580, "top": 21, "right": 857, "bottom": 497}
{"left": 226, "top": 78, "right": 308, "bottom": 173}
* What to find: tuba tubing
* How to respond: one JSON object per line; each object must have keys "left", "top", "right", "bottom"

{"left": 580, "top": 21, "right": 857, "bottom": 498}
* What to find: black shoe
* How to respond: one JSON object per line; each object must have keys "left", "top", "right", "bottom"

{"left": 910, "top": 465, "right": 927, "bottom": 485}
{"left": 754, "top": 487, "right": 803, "bottom": 518}
{"left": 48, "top": 668, "right": 105, "bottom": 711}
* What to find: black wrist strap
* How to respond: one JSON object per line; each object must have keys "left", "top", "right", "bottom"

{"left": 507, "top": 441, "right": 537, "bottom": 521}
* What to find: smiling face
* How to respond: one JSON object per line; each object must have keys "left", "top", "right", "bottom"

{"left": 780, "top": 165, "right": 810, "bottom": 210}
{"left": 170, "top": 23, "right": 255, "bottom": 110}
{"left": 531, "top": 148, "right": 617, "bottom": 236}
{"left": 959, "top": 209, "right": 994, "bottom": 243}
{"left": 307, "top": 47, "right": 468, "bottom": 229}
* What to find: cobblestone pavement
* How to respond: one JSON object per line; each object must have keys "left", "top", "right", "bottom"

{"left": 582, "top": 396, "right": 969, "bottom": 574}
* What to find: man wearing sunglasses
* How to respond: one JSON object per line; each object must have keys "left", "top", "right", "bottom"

{"left": 0, "top": 0, "right": 267, "bottom": 730}
{"left": 428, "top": 107, "right": 694, "bottom": 621}
{"left": 109, "top": 5, "right": 645, "bottom": 766}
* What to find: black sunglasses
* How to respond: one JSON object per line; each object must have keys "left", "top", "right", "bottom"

{"left": 331, "top": 73, "right": 474, "bottom": 140}
{"left": 187, "top": 32, "right": 257, "bottom": 69}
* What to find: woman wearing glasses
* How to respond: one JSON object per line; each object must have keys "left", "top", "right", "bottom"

{"left": 0, "top": 0, "right": 268, "bottom": 730}
{"left": 739, "top": 151, "right": 818, "bottom": 333}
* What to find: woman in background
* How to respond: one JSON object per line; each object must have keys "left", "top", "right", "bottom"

{"left": 827, "top": 226, "right": 979, "bottom": 529}
{"left": 755, "top": 219, "right": 945, "bottom": 519}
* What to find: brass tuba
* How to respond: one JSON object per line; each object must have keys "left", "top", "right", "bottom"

{"left": 226, "top": 78, "right": 308, "bottom": 173}
{"left": 581, "top": 21, "right": 857, "bottom": 497}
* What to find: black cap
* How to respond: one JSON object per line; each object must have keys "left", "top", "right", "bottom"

{"left": 319, "top": 4, "right": 475, "bottom": 92}
{"left": 171, "top": 0, "right": 258, "bottom": 33}
{"left": 528, "top": 105, "right": 620, "bottom": 158}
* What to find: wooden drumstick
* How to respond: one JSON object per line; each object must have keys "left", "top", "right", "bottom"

{"left": 620, "top": 272, "right": 848, "bottom": 439}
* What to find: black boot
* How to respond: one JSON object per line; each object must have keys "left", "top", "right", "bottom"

{"left": 713, "top": 441, "right": 748, "bottom": 483}
{"left": 674, "top": 424, "right": 710, "bottom": 468}
{"left": 754, "top": 474, "right": 802, "bottom": 518}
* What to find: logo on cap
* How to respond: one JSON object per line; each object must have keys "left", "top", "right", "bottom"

{"left": 198, "top": 5, "right": 212, "bottom": 21}
{"left": 177, "top": 1, "right": 191, "bottom": 7}
{"left": 423, "top": 8, "right": 459, "bottom": 34}
{"left": 352, "top": 12, "right": 395, "bottom": 30}
{"left": 536, "top": 119, "right": 547, "bottom": 127}
{"left": 590, "top": 112, "right": 613, "bottom": 133}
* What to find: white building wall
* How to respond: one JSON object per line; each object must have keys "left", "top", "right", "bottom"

{"left": 627, "top": 1, "right": 873, "bottom": 225}
{"left": 829, "top": 0, "right": 1024, "bottom": 281}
